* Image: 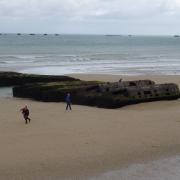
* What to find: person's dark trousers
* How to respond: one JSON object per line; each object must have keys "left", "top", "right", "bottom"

{"left": 24, "top": 116, "right": 31, "bottom": 124}
{"left": 66, "top": 103, "right": 72, "bottom": 110}
{"left": 28, "top": 117, "right": 31, "bottom": 123}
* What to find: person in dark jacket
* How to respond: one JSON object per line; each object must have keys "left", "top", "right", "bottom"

{"left": 65, "top": 93, "right": 72, "bottom": 110}
{"left": 20, "top": 105, "right": 31, "bottom": 124}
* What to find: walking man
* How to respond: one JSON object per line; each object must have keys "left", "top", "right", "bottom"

{"left": 65, "top": 93, "right": 72, "bottom": 110}
{"left": 20, "top": 105, "right": 31, "bottom": 124}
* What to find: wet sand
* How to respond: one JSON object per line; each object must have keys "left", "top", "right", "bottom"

{"left": 0, "top": 75, "right": 180, "bottom": 179}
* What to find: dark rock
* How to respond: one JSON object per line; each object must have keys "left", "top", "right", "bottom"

{"left": 13, "top": 79, "right": 180, "bottom": 109}
{"left": 0, "top": 72, "right": 79, "bottom": 87}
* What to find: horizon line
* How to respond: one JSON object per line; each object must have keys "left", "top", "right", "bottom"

{"left": 0, "top": 33, "right": 179, "bottom": 36}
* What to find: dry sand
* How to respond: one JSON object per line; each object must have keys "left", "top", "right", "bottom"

{"left": 0, "top": 74, "right": 180, "bottom": 179}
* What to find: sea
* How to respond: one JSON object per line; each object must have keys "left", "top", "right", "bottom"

{"left": 0, "top": 34, "right": 180, "bottom": 75}
{"left": 1, "top": 34, "right": 180, "bottom": 179}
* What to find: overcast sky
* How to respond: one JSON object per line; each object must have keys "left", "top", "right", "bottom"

{"left": 0, "top": 0, "right": 180, "bottom": 35}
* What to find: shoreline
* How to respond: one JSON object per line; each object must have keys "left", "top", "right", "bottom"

{"left": 69, "top": 73, "right": 180, "bottom": 85}
{"left": 0, "top": 74, "right": 180, "bottom": 179}
{"left": 87, "top": 155, "right": 180, "bottom": 179}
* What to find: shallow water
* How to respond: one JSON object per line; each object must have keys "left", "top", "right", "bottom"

{"left": 88, "top": 156, "right": 180, "bottom": 180}
{"left": 0, "top": 87, "right": 13, "bottom": 97}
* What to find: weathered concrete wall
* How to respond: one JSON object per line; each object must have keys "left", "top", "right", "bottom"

{"left": 13, "top": 79, "right": 180, "bottom": 109}
{"left": 99, "top": 80, "right": 155, "bottom": 92}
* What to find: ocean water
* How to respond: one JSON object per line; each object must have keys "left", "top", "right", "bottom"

{"left": 0, "top": 34, "right": 180, "bottom": 75}
{"left": 88, "top": 156, "right": 180, "bottom": 180}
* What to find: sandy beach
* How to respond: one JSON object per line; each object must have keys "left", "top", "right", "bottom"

{"left": 1, "top": 74, "right": 180, "bottom": 179}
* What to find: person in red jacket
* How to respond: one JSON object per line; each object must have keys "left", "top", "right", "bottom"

{"left": 20, "top": 105, "right": 31, "bottom": 124}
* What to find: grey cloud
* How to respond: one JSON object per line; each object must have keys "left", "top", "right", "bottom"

{"left": 0, "top": 0, "right": 180, "bottom": 19}
{"left": 0, "top": 0, "right": 180, "bottom": 34}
